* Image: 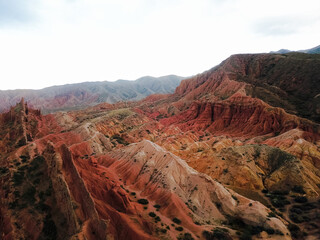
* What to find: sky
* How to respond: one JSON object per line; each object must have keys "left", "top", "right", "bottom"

{"left": 0, "top": 0, "right": 319, "bottom": 90}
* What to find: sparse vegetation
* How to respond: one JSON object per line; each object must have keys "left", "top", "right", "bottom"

{"left": 177, "top": 233, "right": 194, "bottom": 240}
{"left": 110, "top": 134, "right": 129, "bottom": 146}
{"left": 22, "top": 186, "right": 36, "bottom": 204}
{"left": 154, "top": 204, "right": 161, "bottom": 209}
{"left": 0, "top": 166, "right": 9, "bottom": 176}
{"left": 294, "top": 196, "right": 308, "bottom": 203}
{"left": 172, "top": 217, "right": 181, "bottom": 224}
{"left": 227, "top": 217, "right": 281, "bottom": 240}
{"left": 12, "top": 171, "right": 24, "bottom": 186}
{"left": 232, "top": 195, "right": 238, "bottom": 202}
{"left": 267, "top": 212, "right": 276, "bottom": 218}
{"left": 288, "top": 223, "right": 303, "bottom": 239}
{"left": 138, "top": 199, "right": 149, "bottom": 205}
{"left": 16, "top": 138, "right": 27, "bottom": 147}
{"left": 41, "top": 215, "right": 57, "bottom": 240}
{"left": 266, "top": 191, "right": 290, "bottom": 208}
{"left": 20, "top": 155, "right": 29, "bottom": 163}
{"left": 175, "top": 226, "right": 183, "bottom": 231}
{"left": 292, "top": 185, "right": 305, "bottom": 194}
{"left": 28, "top": 155, "right": 45, "bottom": 173}
{"left": 160, "top": 228, "right": 167, "bottom": 234}
{"left": 203, "top": 229, "right": 231, "bottom": 240}
{"left": 197, "top": 148, "right": 204, "bottom": 152}
{"left": 149, "top": 212, "right": 156, "bottom": 217}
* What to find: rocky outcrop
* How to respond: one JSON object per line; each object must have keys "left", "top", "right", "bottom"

{"left": 43, "top": 142, "right": 80, "bottom": 236}
{"left": 102, "top": 140, "right": 291, "bottom": 238}
{"left": 2, "top": 52, "right": 320, "bottom": 239}
{"left": 58, "top": 144, "right": 109, "bottom": 240}
{"left": 159, "top": 97, "right": 319, "bottom": 139}
{"left": 176, "top": 53, "right": 320, "bottom": 123}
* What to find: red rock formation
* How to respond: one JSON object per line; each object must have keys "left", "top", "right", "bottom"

{"left": 2, "top": 53, "right": 320, "bottom": 239}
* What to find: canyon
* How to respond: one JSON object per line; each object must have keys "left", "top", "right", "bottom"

{"left": 0, "top": 52, "right": 320, "bottom": 240}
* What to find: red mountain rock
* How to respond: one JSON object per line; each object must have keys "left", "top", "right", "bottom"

{"left": 1, "top": 52, "right": 320, "bottom": 239}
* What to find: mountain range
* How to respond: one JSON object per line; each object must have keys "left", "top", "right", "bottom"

{"left": 0, "top": 75, "right": 183, "bottom": 114}
{"left": 270, "top": 45, "right": 320, "bottom": 54}
{"left": 0, "top": 51, "right": 320, "bottom": 240}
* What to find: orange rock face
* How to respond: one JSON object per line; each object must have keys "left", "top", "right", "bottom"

{"left": 1, "top": 53, "right": 320, "bottom": 239}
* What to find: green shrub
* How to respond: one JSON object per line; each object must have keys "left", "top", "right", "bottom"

{"left": 268, "top": 193, "right": 290, "bottom": 208}
{"left": 178, "top": 233, "right": 194, "bottom": 240}
{"left": 265, "top": 228, "right": 275, "bottom": 234}
{"left": 20, "top": 155, "right": 29, "bottom": 163}
{"left": 175, "top": 226, "right": 183, "bottom": 231}
{"left": 138, "top": 199, "right": 149, "bottom": 205}
{"left": 28, "top": 155, "right": 45, "bottom": 173}
{"left": 154, "top": 204, "right": 161, "bottom": 209}
{"left": 36, "top": 202, "right": 51, "bottom": 212}
{"left": 300, "top": 202, "right": 316, "bottom": 210}
{"left": 239, "top": 232, "right": 252, "bottom": 240}
{"left": 292, "top": 185, "right": 305, "bottom": 194}
{"left": 274, "top": 230, "right": 284, "bottom": 236}
{"left": 13, "top": 190, "right": 20, "bottom": 198}
{"left": 22, "top": 186, "right": 36, "bottom": 204}
{"left": 9, "top": 200, "right": 19, "bottom": 209}
{"left": 45, "top": 187, "right": 52, "bottom": 196}
{"left": 110, "top": 134, "right": 129, "bottom": 146}
{"left": 0, "top": 167, "right": 9, "bottom": 176}
{"left": 17, "top": 138, "right": 26, "bottom": 147}
{"left": 160, "top": 229, "right": 167, "bottom": 233}
{"left": 290, "top": 206, "right": 302, "bottom": 214}
{"left": 267, "top": 212, "right": 276, "bottom": 218}
{"left": 271, "top": 190, "right": 289, "bottom": 195}
{"left": 213, "top": 228, "right": 231, "bottom": 239}
{"left": 294, "top": 196, "right": 308, "bottom": 203}
{"left": 13, "top": 171, "right": 24, "bottom": 186}
{"left": 288, "top": 223, "right": 303, "bottom": 239}
{"left": 203, "top": 230, "right": 232, "bottom": 240}
{"left": 149, "top": 212, "right": 156, "bottom": 217}
{"left": 33, "top": 178, "right": 40, "bottom": 185}
{"left": 289, "top": 213, "right": 304, "bottom": 223}
{"left": 41, "top": 216, "right": 57, "bottom": 240}
{"left": 232, "top": 195, "right": 238, "bottom": 201}
{"left": 172, "top": 217, "right": 181, "bottom": 224}
{"left": 288, "top": 223, "right": 300, "bottom": 232}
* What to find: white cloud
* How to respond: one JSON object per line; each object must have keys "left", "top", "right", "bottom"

{"left": 0, "top": 0, "right": 319, "bottom": 89}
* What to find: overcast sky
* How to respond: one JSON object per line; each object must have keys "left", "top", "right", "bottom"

{"left": 0, "top": 0, "right": 319, "bottom": 90}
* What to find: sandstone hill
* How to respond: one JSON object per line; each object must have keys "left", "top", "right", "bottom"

{"left": 1, "top": 52, "right": 320, "bottom": 239}
{"left": 0, "top": 100, "right": 291, "bottom": 240}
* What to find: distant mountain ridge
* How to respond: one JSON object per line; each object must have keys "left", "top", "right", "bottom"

{"left": 270, "top": 44, "right": 320, "bottom": 54}
{"left": 0, "top": 75, "right": 184, "bottom": 113}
